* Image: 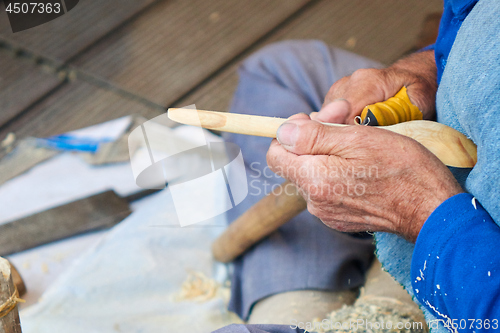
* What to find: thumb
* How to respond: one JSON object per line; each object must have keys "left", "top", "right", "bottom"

{"left": 276, "top": 119, "right": 352, "bottom": 156}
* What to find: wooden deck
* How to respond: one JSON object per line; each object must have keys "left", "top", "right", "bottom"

{"left": 0, "top": 0, "right": 442, "bottom": 140}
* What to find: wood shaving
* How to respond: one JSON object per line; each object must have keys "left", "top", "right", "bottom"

{"left": 174, "top": 271, "right": 219, "bottom": 303}
{"left": 315, "top": 297, "right": 427, "bottom": 333}
{"left": 53, "top": 253, "right": 66, "bottom": 263}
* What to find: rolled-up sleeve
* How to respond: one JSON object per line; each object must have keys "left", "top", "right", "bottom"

{"left": 412, "top": 193, "right": 500, "bottom": 331}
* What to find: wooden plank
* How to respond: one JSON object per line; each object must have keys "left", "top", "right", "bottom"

{"left": 0, "top": 78, "right": 164, "bottom": 140}
{"left": 0, "top": 0, "right": 157, "bottom": 62}
{"left": 0, "top": 0, "right": 442, "bottom": 141}
{"left": 71, "top": 0, "right": 310, "bottom": 106}
{"left": 266, "top": 0, "right": 443, "bottom": 65}
{"left": 174, "top": 63, "right": 238, "bottom": 112}
{"left": 0, "top": 47, "right": 62, "bottom": 129}
{"left": 0, "top": 191, "right": 131, "bottom": 257}
{"left": 177, "top": 0, "right": 443, "bottom": 112}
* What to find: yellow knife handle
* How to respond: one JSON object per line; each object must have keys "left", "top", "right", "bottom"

{"left": 360, "top": 86, "right": 422, "bottom": 126}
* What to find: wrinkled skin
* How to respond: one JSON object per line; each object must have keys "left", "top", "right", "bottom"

{"left": 313, "top": 50, "right": 438, "bottom": 124}
{"left": 266, "top": 51, "right": 463, "bottom": 242}
{"left": 267, "top": 115, "right": 463, "bottom": 242}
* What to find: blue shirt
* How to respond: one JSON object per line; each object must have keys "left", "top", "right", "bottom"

{"left": 412, "top": 0, "right": 500, "bottom": 330}
{"left": 412, "top": 194, "right": 500, "bottom": 332}
{"left": 432, "top": 0, "right": 478, "bottom": 83}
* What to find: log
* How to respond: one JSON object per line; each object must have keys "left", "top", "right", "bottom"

{"left": 0, "top": 257, "right": 23, "bottom": 333}
{"left": 7, "top": 265, "right": 25, "bottom": 299}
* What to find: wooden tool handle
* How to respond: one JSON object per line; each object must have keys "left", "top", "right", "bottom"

{"left": 212, "top": 181, "right": 306, "bottom": 263}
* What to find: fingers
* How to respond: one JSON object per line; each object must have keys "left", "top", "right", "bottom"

{"left": 322, "top": 76, "right": 348, "bottom": 106}
{"left": 320, "top": 53, "right": 439, "bottom": 124}
{"left": 287, "top": 113, "right": 310, "bottom": 121}
{"left": 405, "top": 82, "right": 437, "bottom": 120}
{"left": 276, "top": 118, "right": 354, "bottom": 156}
{"left": 320, "top": 69, "right": 391, "bottom": 124}
{"left": 266, "top": 139, "right": 306, "bottom": 184}
{"left": 314, "top": 99, "right": 351, "bottom": 124}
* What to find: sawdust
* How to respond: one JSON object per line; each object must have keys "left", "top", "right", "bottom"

{"left": 314, "top": 297, "right": 427, "bottom": 333}
{"left": 174, "top": 271, "right": 220, "bottom": 303}
{"left": 53, "top": 253, "right": 67, "bottom": 263}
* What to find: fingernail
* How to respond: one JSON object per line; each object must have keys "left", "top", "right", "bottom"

{"left": 277, "top": 122, "right": 298, "bottom": 146}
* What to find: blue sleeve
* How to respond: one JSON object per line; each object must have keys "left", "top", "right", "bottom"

{"left": 412, "top": 193, "right": 500, "bottom": 331}
{"left": 420, "top": 43, "right": 435, "bottom": 52}
{"left": 212, "top": 324, "right": 306, "bottom": 333}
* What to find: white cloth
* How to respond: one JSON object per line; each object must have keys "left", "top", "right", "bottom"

{"left": 0, "top": 118, "right": 242, "bottom": 332}
{"left": 20, "top": 187, "right": 241, "bottom": 333}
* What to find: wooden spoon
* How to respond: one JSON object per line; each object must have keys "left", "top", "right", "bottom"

{"left": 167, "top": 108, "right": 477, "bottom": 168}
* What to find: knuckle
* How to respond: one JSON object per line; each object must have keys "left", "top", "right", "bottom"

{"left": 331, "top": 77, "right": 348, "bottom": 89}
{"left": 294, "top": 122, "right": 323, "bottom": 153}
{"left": 305, "top": 123, "right": 330, "bottom": 152}
{"left": 308, "top": 125, "right": 324, "bottom": 151}
{"left": 321, "top": 219, "right": 348, "bottom": 232}
{"left": 341, "top": 126, "right": 366, "bottom": 147}
{"left": 306, "top": 203, "right": 322, "bottom": 219}
{"left": 350, "top": 68, "right": 382, "bottom": 82}
{"left": 346, "top": 131, "right": 363, "bottom": 146}
{"left": 305, "top": 189, "right": 322, "bottom": 203}
{"left": 303, "top": 178, "right": 329, "bottom": 202}
{"left": 325, "top": 78, "right": 348, "bottom": 103}
{"left": 266, "top": 145, "right": 280, "bottom": 170}
{"left": 332, "top": 222, "right": 350, "bottom": 232}
{"left": 265, "top": 150, "right": 274, "bottom": 166}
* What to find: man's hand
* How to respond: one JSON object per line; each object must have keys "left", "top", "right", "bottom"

{"left": 266, "top": 114, "right": 463, "bottom": 242}
{"left": 314, "top": 50, "right": 438, "bottom": 124}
